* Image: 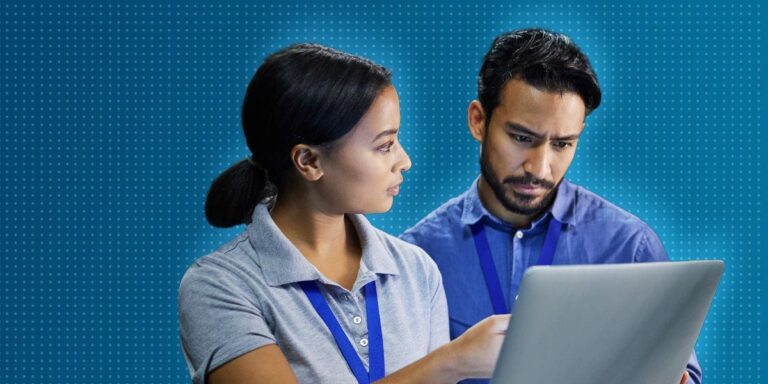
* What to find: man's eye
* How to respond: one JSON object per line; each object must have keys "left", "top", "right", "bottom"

{"left": 553, "top": 141, "right": 573, "bottom": 149}
{"left": 513, "top": 134, "right": 532, "bottom": 143}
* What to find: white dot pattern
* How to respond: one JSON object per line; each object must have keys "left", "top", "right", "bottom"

{"left": 1, "top": 2, "right": 762, "bottom": 382}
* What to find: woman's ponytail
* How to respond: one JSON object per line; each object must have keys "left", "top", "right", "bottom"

{"left": 204, "top": 157, "right": 276, "bottom": 227}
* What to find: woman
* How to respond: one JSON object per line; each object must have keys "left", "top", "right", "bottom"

{"left": 178, "top": 43, "right": 508, "bottom": 384}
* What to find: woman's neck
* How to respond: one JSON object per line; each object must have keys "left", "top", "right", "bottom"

{"left": 269, "top": 191, "right": 362, "bottom": 290}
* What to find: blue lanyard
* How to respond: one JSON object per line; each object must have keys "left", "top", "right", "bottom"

{"left": 470, "top": 216, "right": 563, "bottom": 314}
{"left": 299, "top": 280, "right": 385, "bottom": 383}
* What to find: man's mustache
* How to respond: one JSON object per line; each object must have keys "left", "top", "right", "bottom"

{"left": 503, "top": 174, "right": 555, "bottom": 189}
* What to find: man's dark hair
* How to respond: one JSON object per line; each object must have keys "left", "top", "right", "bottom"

{"left": 478, "top": 28, "right": 602, "bottom": 122}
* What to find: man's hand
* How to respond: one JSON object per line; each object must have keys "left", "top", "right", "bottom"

{"left": 679, "top": 371, "right": 689, "bottom": 384}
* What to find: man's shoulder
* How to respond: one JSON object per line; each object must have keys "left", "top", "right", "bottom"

{"left": 568, "top": 181, "right": 668, "bottom": 262}
{"left": 570, "top": 181, "right": 653, "bottom": 232}
{"left": 400, "top": 192, "right": 466, "bottom": 244}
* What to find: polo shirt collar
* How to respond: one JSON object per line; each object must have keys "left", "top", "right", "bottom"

{"left": 246, "top": 200, "right": 399, "bottom": 288}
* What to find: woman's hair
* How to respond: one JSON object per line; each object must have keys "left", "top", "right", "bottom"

{"left": 205, "top": 43, "right": 392, "bottom": 228}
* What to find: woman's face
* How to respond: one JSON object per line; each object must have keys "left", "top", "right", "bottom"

{"left": 316, "top": 85, "right": 411, "bottom": 214}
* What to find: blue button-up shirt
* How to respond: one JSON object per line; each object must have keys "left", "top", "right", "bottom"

{"left": 400, "top": 177, "right": 701, "bottom": 384}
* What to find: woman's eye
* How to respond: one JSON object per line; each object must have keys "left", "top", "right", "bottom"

{"left": 378, "top": 141, "right": 395, "bottom": 152}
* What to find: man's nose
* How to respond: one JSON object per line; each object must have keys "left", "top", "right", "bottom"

{"left": 523, "top": 146, "right": 551, "bottom": 182}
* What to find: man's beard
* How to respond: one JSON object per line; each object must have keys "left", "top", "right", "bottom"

{"left": 479, "top": 145, "right": 560, "bottom": 217}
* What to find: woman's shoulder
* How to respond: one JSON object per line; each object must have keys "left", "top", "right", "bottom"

{"left": 179, "top": 231, "right": 266, "bottom": 298}
{"left": 365, "top": 221, "right": 442, "bottom": 278}
{"left": 375, "top": 228, "right": 430, "bottom": 257}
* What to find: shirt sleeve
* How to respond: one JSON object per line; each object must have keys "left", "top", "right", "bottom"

{"left": 632, "top": 225, "right": 669, "bottom": 263}
{"left": 685, "top": 349, "right": 703, "bottom": 384}
{"left": 398, "top": 230, "right": 418, "bottom": 247}
{"left": 423, "top": 250, "right": 450, "bottom": 351}
{"left": 178, "top": 257, "right": 276, "bottom": 384}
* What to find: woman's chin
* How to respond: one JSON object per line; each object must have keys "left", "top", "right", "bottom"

{"left": 369, "top": 198, "right": 395, "bottom": 214}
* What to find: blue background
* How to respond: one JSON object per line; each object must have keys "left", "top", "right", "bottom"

{"left": 1, "top": 1, "right": 764, "bottom": 382}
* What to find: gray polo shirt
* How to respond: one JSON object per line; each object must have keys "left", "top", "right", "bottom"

{"left": 178, "top": 202, "right": 450, "bottom": 383}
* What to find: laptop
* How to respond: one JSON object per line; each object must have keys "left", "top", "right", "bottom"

{"left": 491, "top": 260, "right": 724, "bottom": 384}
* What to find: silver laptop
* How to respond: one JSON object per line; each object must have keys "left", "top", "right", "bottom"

{"left": 491, "top": 260, "right": 723, "bottom": 384}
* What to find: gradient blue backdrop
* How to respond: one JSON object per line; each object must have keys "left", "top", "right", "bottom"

{"left": 1, "top": 1, "right": 764, "bottom": 382}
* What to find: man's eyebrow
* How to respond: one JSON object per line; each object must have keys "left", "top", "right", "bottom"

{"left": 552, "top": 133, "right": 581, "bottom": 141}
{"left": 505, "top": 122, "right": 581, "bottom": 141}
{"left": 371, "top": 128, "right": 399, "bottom": 143}
{"left": 505, "top": 123, "right": 544, "bottom": 140}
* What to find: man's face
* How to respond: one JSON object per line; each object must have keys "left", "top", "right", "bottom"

{"left": 472, "top": 78, "right": 586, "bottom": 216}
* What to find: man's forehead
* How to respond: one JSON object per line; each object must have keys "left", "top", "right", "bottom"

{"left": 499, "top": 79, "right": 585, "bottom": 112}
{"left": 495, "top": 80, "right": 586, "bottom": 133}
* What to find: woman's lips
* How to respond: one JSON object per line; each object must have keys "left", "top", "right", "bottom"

{"left": 387, "top": 184, "right": 401, "bottom": 196}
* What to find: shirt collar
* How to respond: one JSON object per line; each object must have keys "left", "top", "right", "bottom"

{"left": 246, "top": 201, "right": 399, "bottom": 288}
{"left": 460, "top": 175, "right": 576, "bottom": 230}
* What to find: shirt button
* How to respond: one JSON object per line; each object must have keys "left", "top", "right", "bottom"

{"left": 515, "top": 230, "right": 524, "bottom": 239}
{"left": 360, "top": 338, "right": 368, "bottom": 347}
{"left": 352, "top": 316, "right": 362, "bottom": 324}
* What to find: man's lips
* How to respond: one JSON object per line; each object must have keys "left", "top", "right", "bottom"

{"left": 510, "top": 182, "right": 544, "bottom": 195}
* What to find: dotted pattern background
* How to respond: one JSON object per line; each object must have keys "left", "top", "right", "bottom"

{"left": 1, "top": 2, "right": 764, "bottom": 383}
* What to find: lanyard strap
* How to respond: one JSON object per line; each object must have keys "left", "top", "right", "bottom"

{"left": 537, "top": 216, "right": 563, "bottom": 267}
{"left": 365, "top": 282, "right": 385, "bottom": 381}
{"left": 471, "top": 223, "right": 508, "bottom": 315}
{"left": 299, "top": 280, "right": 385, "bottom": 383}
{"left": 470, "top": 216, "right": 563, "bottom": 314}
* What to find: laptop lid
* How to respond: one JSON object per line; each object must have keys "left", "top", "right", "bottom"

{"left": 491, "top": 260, "right": 723, "bottom": 384}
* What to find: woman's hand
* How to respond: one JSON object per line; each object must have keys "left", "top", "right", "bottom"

{"left": 374, "top": 314, "right": 511, "bottom": 384}
{"left": 441, "top": 314, "right": 511, "bottom": 380}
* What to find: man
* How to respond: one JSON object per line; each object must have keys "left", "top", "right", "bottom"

{"left": 400, "top": 28, "right": 701, "bottom": 383}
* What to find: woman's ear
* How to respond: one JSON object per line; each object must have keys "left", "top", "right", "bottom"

{"left": 467, "top": 100, "right": 487, "bottom": 143}
{"left": 289, "top": 144, "right": 325, "bottom": 181}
